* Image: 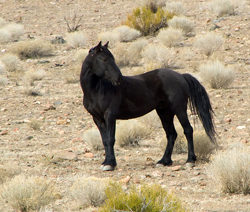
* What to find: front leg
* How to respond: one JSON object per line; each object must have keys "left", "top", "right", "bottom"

{"left": 93, "top": 115, "right": 117, "bottom": 171}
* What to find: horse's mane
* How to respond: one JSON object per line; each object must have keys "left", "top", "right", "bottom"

{"left": 90, "top": 74, "right": 117, "bottom": 94}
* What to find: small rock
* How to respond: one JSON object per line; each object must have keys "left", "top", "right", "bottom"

{"left": 151, "top": 170, "right": 163, "bottom": 178}
{"left": 84, "top": 152, "right": 94, "bottom": 158}
{"left": 1, "top": 108, "right": 7, "bottom": 112}
{"left": 119, "top": 176, "right": 131, "bottom": 184}
{"left": 55, "top": 150, "right": 78, "bottom": 161}
{"left": 172, "top": 165, "right": 182, "bottom": 171}
{"left": 236, "top": 126, "right": 246, "bottom": 130}
{"left": 0, "top": 130, "right": 8, "bottom": 135}
{"left": 44, "top": 105, "right": 56, "bottom": 111}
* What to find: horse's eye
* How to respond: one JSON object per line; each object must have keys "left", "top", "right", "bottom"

{"left": 101, "top": 58, "right": 107, "bottom": 62}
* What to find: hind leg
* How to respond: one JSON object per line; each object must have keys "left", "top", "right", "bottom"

{"left": 176, "top": 111, "right": 196, "bottom": 163}
{"left": 156, "top": 108, "right": 177, "bottom": 166}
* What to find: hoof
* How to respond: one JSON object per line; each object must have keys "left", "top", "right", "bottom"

{"left": 185, "top": 162, "right": 195, "bottom": 169}
{"left": 156, "top": 163, "right": 164, "bottom": 168}
{"left": 102, "top": 165, "right": 115, "bottom": 171}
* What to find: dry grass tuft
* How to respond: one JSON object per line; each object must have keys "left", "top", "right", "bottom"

{"left": 70, "top": 176, "right": 107, "bottom": 208}
{"left": 164, "top": 2, "right": 186, "bottom": 15}
{"left": 168, "top": 16, "right": 195, "bottom": 35}
{"left": 11, "top": 40, "right": 54, "bottom": 60}
{"left": 157, "top": 27, "right": 184, "bottom": 47}
{"left": 199, "top": 60, "right": 235, "bottom": 89}
{"left": 0, "top": 76, "right": 8, "bottom": 86}
{"left": 1, "top": 174, "right": 58, "bottom": 212}
{"left": 98, "top": 31, "right": 119, "bottom": 49}
{"left": 114, "top": 25, "right": 141, "bottom": 42}
{"left": 66, "top": 31, "right": 87, "bottom": 48}
{"left": 112, "top": 43, "right": 130, "bottom": 67}
{"left": 138, "top": 110, "right": 162, "bottom": 129}
{"left": 28, "top": 119, "right": 42, "bottom": 130}
{"left": 65, "top": 64, "right": 80, "bottom": 84}
{"left": 208, "top": 0, "right": 239, "bottom": 16}
{"left": 74, "top": 49, "right": 89, "bottom": 63}
{"left": 0, "top": 164, "right": 21, "bottom": 184}
{"left": 116, "top": 120, "right": 152, "bottom": 147}
{"left": 23, "top": 69, "right": 46, "bottom": 86}
{"left": 127, "top": 39, "right": 148, "bottom": 66}
{"left": 194, "top": 32, "right": 223, "bottom": 57}
{"left": 0, "top": 53, "right": 19, "bottom": 72}
{"left": 83, "top": 128, "right": 103, "bottom": 151}
{"left": 207, "top": 146, "right": 250, "bottom": 194}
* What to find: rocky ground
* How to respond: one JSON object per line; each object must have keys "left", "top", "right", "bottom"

{"left": 0, "top": 0, "right": 250, "bottom": 211}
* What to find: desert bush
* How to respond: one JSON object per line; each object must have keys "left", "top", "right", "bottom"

{"left": 138, "top": 110, "right": 162, "bottom": 129}
{"left": 3, "top": 23, "right": 25, "bottom": 41}
{"left": 0, "top": 164, "right": 21, "bottom": 184}
{"left": 98, "top": 31, "right": 119, "bottom": 49}
{"left": 127, "top": 39, "right": 148, "bottom": 66}
{"left": 207, "top": 146, "right": 250, "bottom": 194}
{"left": 114, "top": 25, "right": 141, "bottom": 42}
{"left": 65, "top": 64, "right": 80, "bottom": 84}
{"left": 83, "top": 128, "right": 103, "bottom": 151}
{"left": 0, "top": 76, "right": 8, "bottom": 86}
{"left": 0, "top": 28, "right": 11, "bottom": 43}
{"left": 124, "top": 6, "right": 174, "bottom": 36}
{"left": 66, "top": 31, "right": 87, "bottom": 48}
{"left": 64, "top": 13, "right": 83, "bottom": 32}
{"left": 28, "top": 119, "right": 42, "bottom": 130}
{"left": 141, "top": 44, "right": 175, "bottom": 68}
{"left": 0, "top": 17, "right": 7, "bottom": 27}
{"left": 0, "top": 53, "right": 19, "bottom": 72}
{"left": 194, "top": 32, "right": 223, "bottom": 57}
{"left": 99, "top": 181, "right": 185, "bottom": 212}
{"left": 0, "top": 61, "right": 5, "bottom": 74}
{"left": 208, "top": 0, "right": 238, "bottom": 16}
{"left": 70, "top": 176, "right": 107, "bottom": 208}
{"left": 168, "top": 16, "right": 194, "bottom": 35}
{"left": 1, "top": 174, "right": 58, "bottom": 212}
{"left": 199, "top": 60, "right": 235, "bottom": 89}
{"left": 11, "top": 40, "right": 54, "bottom": 60}
{"left": 157, "top": 27, "right": 184, "bottom": 47}
{"left": 74, "top": 49, "right": 89, "bottom": 63}
{"left": 112, "top": 43, "right": 130, "bottom": 67}
{"left": 23, "top": 69, "right": 45, "bottom": 86}
{"left": 164, "top": 2, "right": 186, "bottom": 15}
{"left": 116, "top": 120, "right": 152, "bottom": 147}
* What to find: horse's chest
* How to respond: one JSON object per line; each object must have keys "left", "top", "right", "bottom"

{"left": 83, "top": 96, "right": 108, "bottom": 116}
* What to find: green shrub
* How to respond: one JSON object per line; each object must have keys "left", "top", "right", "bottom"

{"left": 99, "top": 181, "right": 185, "bottom": 212}
{"left": 124, "top": 6, "right": 174, "bottom": 36}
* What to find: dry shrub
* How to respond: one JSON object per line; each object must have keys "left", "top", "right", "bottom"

{"left": 199, "top": 60, "right": 235, "bottom": 89}
{"left": 116, "top": 120, "right": 152, "bottom": 147}
{"left": 0, "top": 76, "right": 8, "bottom": 86}
{"left": 124, "top": 6, "right": 174, "bottom": 36}
{"left": 157, "top": 27, "right": 184, "bottom": 47}
{"left": 207, "top": 146, "right": 250, "bottom": 194}
{"left": 208, "top": 0, "right": 239, "bottom": 16}
{"left": 141, "top": 44, "right": 176, "bottom": 68}
{"left": 0, "top": 164, "right": 21, "bottom": 184}
{"left": 23, "top": 69, "right": 45, "bottom": 86}
{"left": 100, "top": 181, "right": 185, "bottom": 212}
{"left": 138, "top": 110, "right": 162, "bottom": 129}
{"left": 194, "top": 32, "right": 223, "bottom": 57}
{"left": 127, "top": 39, "right": 148, "bottom": 66}
{"left": 0, "top": 61, "right": 6, "bottom": 74}
{"left": 11, "top": 40, "right": 54, "bottom": 60}
{"left": 168, "top": 16, "right": 194, "bottom": 35}
{"left": 28, "top": 119, "right": 42, "bottom": 130}
{"left": 114, "top": 25, "right": 141, "bottom": 42}
{"left": 193, "top": 130, "right": 216, "bottom": 161}
{"left": 1, "top": 174, "right": 58, "bottom": 212}
{"left": 112, "top": 43, "right": 130, "bottom": 67}
{"left": 74, "top": 49, "right": 89, "bottom": 63}
{"left": 70, "top": 176, "right": 107, "bottom": 208}
{"left": 83, "top": 128, "right": 103, "bottom": 151}
{"left": 164, "top": 2, "right": 186, "bottom": 15}
{"left": 98, "top": 31, "right": 119, "bottom": 49}
{"left": 66, "top": 31, "right": 87, "bottom": 48}
{"left": 0, "top": 19, "right": 24, "bottom": 43}
{"left": 0, "top": 53, "right": 19, "bottom": 72}
{"left": 65, "top": 64, "right": 80, "bottom": 84}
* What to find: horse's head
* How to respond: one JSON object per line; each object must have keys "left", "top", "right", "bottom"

{"left": 88, "top": 41, "right": 122, "bottom": 86}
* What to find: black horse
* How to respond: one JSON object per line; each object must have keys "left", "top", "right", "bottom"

{"left": 80, "top": 41, "right": 216, "bottom": 171}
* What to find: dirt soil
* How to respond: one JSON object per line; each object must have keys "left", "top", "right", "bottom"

{"left": 1, "top": 0, "right": 250, "bottom": 211}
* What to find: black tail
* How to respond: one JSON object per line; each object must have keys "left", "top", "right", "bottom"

{"left": 183, "top": 73, "right": 216, "bottom": 143}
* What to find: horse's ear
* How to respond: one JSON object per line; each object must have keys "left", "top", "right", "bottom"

{"left": 95, "top": 41, "right": 102, "bottom": 53}
{"left": 104, "top": 41, "right": 109, "bottom": 48}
